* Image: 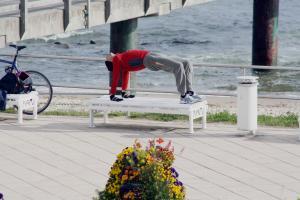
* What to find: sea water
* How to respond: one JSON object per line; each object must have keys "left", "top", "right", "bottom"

{"left": 0, "top": 0, "right": 299, "bottom": 96}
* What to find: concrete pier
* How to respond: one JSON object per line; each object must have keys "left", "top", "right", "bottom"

{"left": 0, "top": 0, "right": 213, "bottom": 47}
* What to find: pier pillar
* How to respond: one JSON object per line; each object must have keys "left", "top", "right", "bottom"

{"left": 110, "top": 18, "right": 138, "bottom": 95}
{"left": 20, "top": 0, "right": 28, "bottom": 39}
{"left": 252, "top": 0, "right": 279, "bottom": 70}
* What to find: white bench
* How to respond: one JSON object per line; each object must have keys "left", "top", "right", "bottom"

{"left": 88, "top": 95, "right": 208, "bottom": 133}
{"left": 6, "top": 91, "right": 38, "bottom": 124}
{"left": 298, "top": 115, "right": 300, "bottom": 141}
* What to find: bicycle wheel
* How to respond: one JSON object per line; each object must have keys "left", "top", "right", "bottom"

{"left": 23, "top": 70, "right": 53, "bottom": 115}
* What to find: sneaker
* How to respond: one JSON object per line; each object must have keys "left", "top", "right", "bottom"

{"left": 189, "top": 94, "right": 205, "bottom": 102}
{"left": 180, "top": 95, "right": 197, "bottom": 104}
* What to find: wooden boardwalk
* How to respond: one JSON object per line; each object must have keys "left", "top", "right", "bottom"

{"left": 0, "top": 115, "right": 299, "bottom": 200}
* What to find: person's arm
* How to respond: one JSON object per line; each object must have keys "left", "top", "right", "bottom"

{"left": 110, "top": 56, "right": 121, "bottom": 95}
{"left": 121, "top": 70, "right": 130, "bottom": 91}
{"left": 120, "top": 70, "right": 135, "bottom": 98}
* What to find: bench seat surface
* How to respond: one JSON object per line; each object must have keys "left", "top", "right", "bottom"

{"left": 89, "top": 95, "right": 207, "bottom": 115}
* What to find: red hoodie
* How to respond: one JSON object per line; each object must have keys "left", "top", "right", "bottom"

{"left": 110, "top": 49, "right": 149, "bottom": 95}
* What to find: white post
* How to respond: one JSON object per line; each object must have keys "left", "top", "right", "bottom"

{"left": 237, "top": 76, "right": 258, "bottom": 134}
{"left": 202, "top": 105, "right": 207, "bottom": 129}
{"left": 104, "top": 111, "right": 109, "bottom": 123}
{"left": 18, "top": 103, "right": 23, "bottom": 124}
{"left": 33, "top": 96, "right": 38, "bottom": 120}
{"left": 89, "top": 109, "right": 95, "bottom": 127}
{"left": 189, "top": 110, "right": 194, "bottom": 134}
{"left": 298, "top": 115, "right": 300, "bottom": 141}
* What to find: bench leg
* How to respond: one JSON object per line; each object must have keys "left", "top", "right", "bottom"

{"left": 202, "top": 105, "right": 207, "bottom": 129}
{"left": 33, "top": 97, "right": 38, "bottom": 120}
{"left": 202, "top": 113, "right": 207, "bottom": 129}
{"left": 18, "top": 105, "right": 23, "bottom": 124}
{"left": 189, "top": 112, "right": 194, "bottom": 134}
{"left": 104, "top": 111, "right": 109, "bottom": 124}
{"left": 89, "top": 110, "right": 95, "bottom": 128}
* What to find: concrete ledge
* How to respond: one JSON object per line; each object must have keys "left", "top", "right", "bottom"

{"left": 183, "top": 0, "right": 214, "bottom": 7}
{"left": 0, "top": 17, "right": 20, "bottom": 47}
{"left": 0, "top": 35, "right": 7, "bottom": 48}
{"left": 0, "top": 0, "right": 213, "bottom": 46}
{"left": 170, "top": 0, "right": 184, "bottom": 10}
{"left": 158, "top": 2, "right": 171, "bottom": 16}
{"left": 105, "top": 0, "right": 145, "bottom": 23}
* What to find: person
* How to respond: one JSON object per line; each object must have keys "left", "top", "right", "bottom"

{"left": 105, "top": 49, "right": 203, "bottom": 104}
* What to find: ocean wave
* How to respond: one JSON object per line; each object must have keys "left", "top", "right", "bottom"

{"left": 34, "top": 29, "right": 94, "bottom": 43}
{"left": 172, "top": 39, "right": 212, "bottom": 45}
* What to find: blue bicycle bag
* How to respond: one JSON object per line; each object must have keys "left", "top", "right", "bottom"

{"left": 0, "top": 89, "right": 7, "bottom": 111}
{"left": 0, "top": 73, "right": 21, "bottom": 94}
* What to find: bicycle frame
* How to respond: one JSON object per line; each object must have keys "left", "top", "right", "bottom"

{"left": 0, "top": 50, "right": 20, "bottom": 73}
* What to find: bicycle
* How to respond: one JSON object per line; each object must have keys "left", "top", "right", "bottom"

{"left": 0, "top": 44, "right": 53, "bottom": 114}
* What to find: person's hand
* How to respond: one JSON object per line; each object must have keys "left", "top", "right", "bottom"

{"left": 122, "top": 91, "right": 135, "bottom": 98}
{"left": 110, "top": 95, "right": 123, "bottom": 102}
{"left": 154, "top": 62, "right": 165, "bottom": 67}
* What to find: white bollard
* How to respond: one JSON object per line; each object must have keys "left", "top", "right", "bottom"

{"left": 298, "top": 115, "right": 300, "bottom": 140}
{"left": 237, "top": 76, "right": 258, "bottom": 135}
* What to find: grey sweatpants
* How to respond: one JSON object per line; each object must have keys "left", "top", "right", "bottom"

{"left": 143, "top": 53, "right": 193, "bottom": 95}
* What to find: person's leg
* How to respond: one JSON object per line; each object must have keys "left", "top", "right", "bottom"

{"left": 175, "top": 58, "right": 205, "bottom": 102}
{"left": 173, "top": 62, "right": 187, "bottom": 96}
{"left": 180, "top": 59, "right": 193, "bottom": 92}
{"left": 144, "top": 53, "right": 187, "bottom": 95}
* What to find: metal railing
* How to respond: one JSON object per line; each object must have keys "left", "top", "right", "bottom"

{"left": 1, "top": 53, "right": 300, "bottom": 71}
{"left": 0, "top": 53, "right": 300, "bottom": 100}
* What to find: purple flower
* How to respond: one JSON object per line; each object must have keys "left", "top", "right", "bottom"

{"left": 171, "top": 167, "right": 179, "bottom": 178}
{"left": 132, "top": 151, "right": 138, "bottom": 164}
{"left": 174, "top": 181, "right": 183, "bottom": 186}
{"left": 0, "top": 193, "right": 3, "bottom": 200}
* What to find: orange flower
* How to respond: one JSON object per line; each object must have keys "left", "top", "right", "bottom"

{"left": 123, "top": 191, "right": 135, "bottom": 199}
{"left": 122, "top": 175, "right": 128, "bottom": 181}
{"left": 156, "top": 138, "right": 164, "bottom": 144}
{"left": 133, "top": 170, "right": 139, "bottom": 176}
{"left": 136, "top": 142, "right": 142, "bottom": 149}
